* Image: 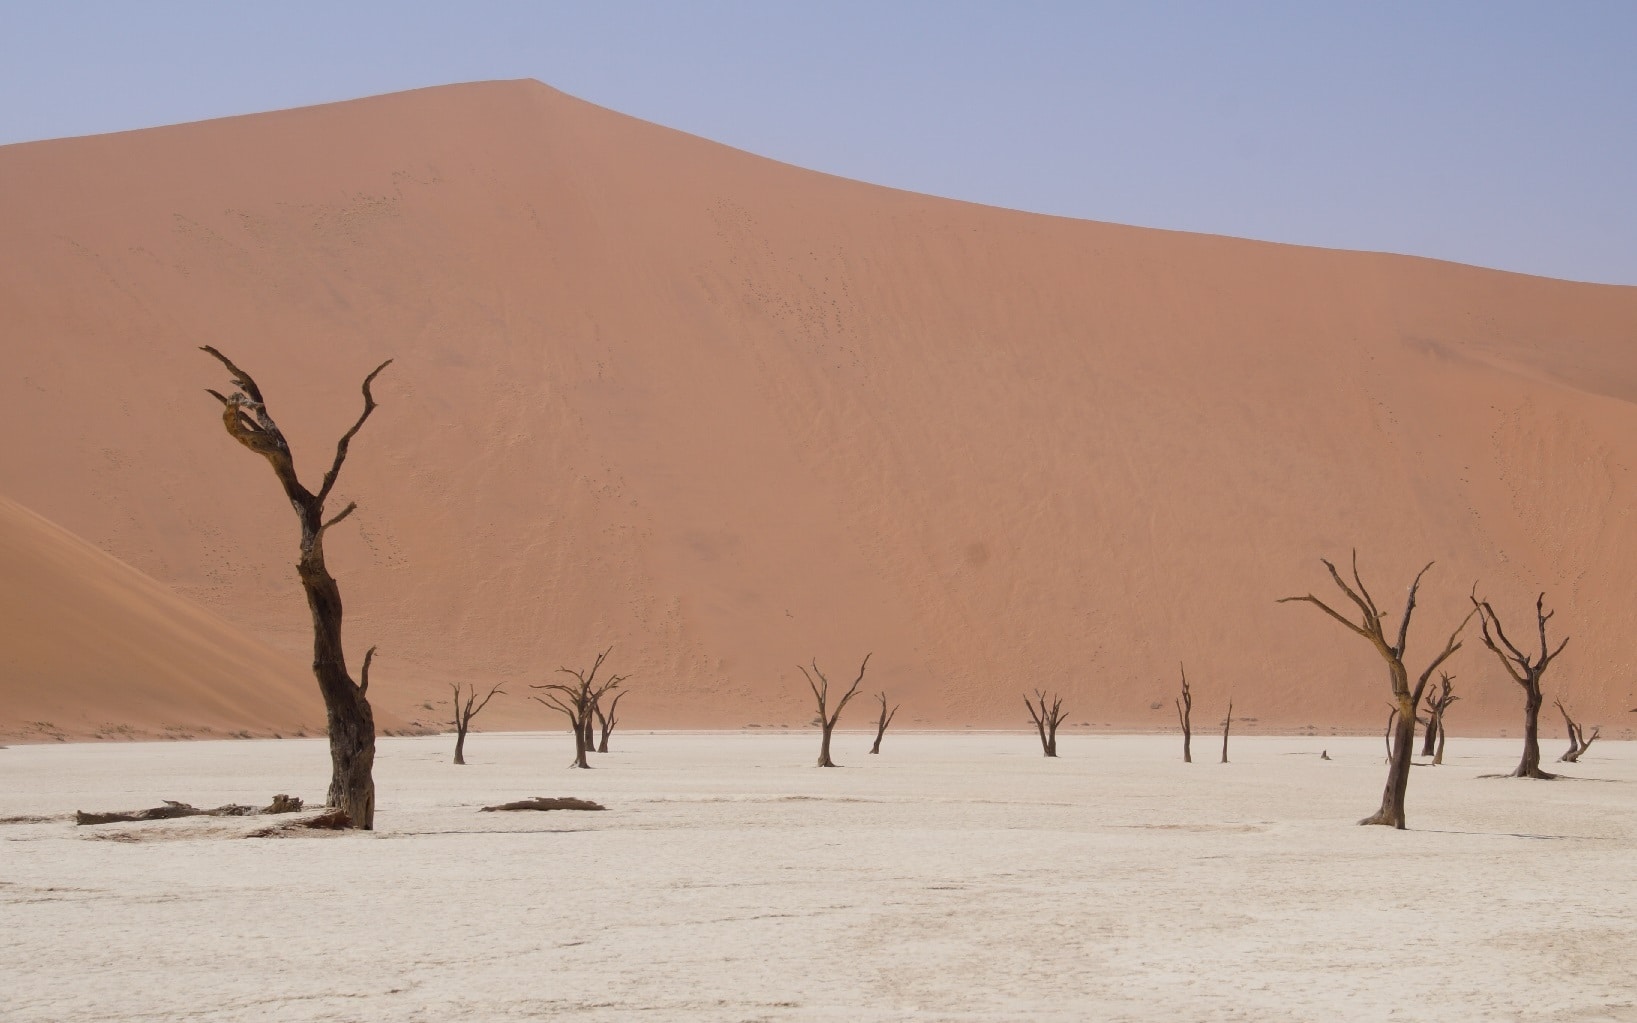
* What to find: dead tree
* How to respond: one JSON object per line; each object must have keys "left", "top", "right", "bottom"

{"left": 1279, "top": 552, "right": 1472, "bottom": 829}
{"left": 593, "top": 688, "right": 627, "bottom": 753}
{"left": 1025, "top": 690, "right": 1068, "bottom": 758}
{"left": 800, "top": 654, "right": 870, "bottom": 767}
{"left": 1555, "top": 699, "right": 1600, "bottom": 763}
{"left": 1383, "top": 705, "right": 1398, "bottom": 763}
{"left": 1219, "top": 697, "right": 1233, "bottom": 764}
{"left": 1422, "top": 673, "right": 1459, "bottom": 765}
{"left": 1176, "top": 664, "right": 1193, "bottom": 763}
{"left": 203, "top": 347, "right": 391, "bottom": 830}
{"left": 869, "top": 691, "right": 899, "bottom": 754}
{"left": 1471, "top": 590, "right": 1568, "bottom": 779}
{"left": 580, "top": 712, "right": 597, "bottom": 756}
{"left": 450, "top": 682, "right": 505, "bottom": 765}
{"left": 531, "top": 647, "right": 625, "bottom": 769}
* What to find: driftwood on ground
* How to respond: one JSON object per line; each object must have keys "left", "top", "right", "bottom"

{"left": 480, "top": 797, "right": 607, "bottom": 812}
{"left": 76, "top": 794, "right": 304, "bottom": 826}
{"left": 247, "top": 808, "right": 352, "bottom": 836}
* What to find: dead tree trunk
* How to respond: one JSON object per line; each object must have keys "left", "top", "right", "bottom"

{"left": 1024, "top": 690, "right": 1067, "bottom": 757}
{"left": 531, "top": 648, "right": 625, "bottom": 769}
{"left": 1280, "top": 552, "right": 1473, "bottom": 829}
{"left": 801, "top": 654, "right": 870, "bottom": 767}
{"left": 1176, "top": 663, "right": 1193, "bottom": 763}
{"left": 1422, "top": 673, "right": 1458, "bottom": 764}
{"left": 1472, "top": 590, "right": 1567, "bottom": 779}
{"left": 451, "top": 681, "right": 505, "bottom": 765}
{"left": 594, "top": 690, "right": 627, "bottom": 753}
{"left": 1220, "top": 698, "right": 1233, "bottom": 764}
{"left": 202, "top": 347, "right": 391, "bottom": 830}
{"left": 1555, "top": 699, "right": 1599, "bottom": 763}
{"left": 869, "top": 691, "right": 899, "bottom": 754}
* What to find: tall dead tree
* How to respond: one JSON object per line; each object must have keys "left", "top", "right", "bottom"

{"left": 532, "top": 647, "right": 625, "bottom": 769}
{"left": 1471, "top": 590, "right": 1568, "bottom": 779}
{"left": 1175, "top": 664, "right": 1193, "bottom": 763}
{"left": 593, "top": 688, "right": 627, "bottom": 753}
{"left": 450, "top": 682, "right": 505, "bottom": 765}
{"left": 202, "top": 347, "right": 391, "bottom": 830}
{"left": 801, "top": 654, "right": 870, "bottom": 767}
{"left": 1421, "top": 673, "right": 1459, "bottom": 764}
{"left": 869, "top": 691, "right": 899, "bottom": 755}
{"left": 1219, "top": 697, "right": 1233, "bottom": 764}
{"left": 1279, "top": 553, "right": 1472, "bottom": 829}
{"left": 1025, "top": 690, "right": 1068, "bottom": 758}
{"left": 1554, "top": 699, "right": 1599, "bottom": 763}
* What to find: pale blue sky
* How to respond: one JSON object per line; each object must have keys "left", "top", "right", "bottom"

{"left": 2, "top": 2, "right": 1633, "bottom": 284}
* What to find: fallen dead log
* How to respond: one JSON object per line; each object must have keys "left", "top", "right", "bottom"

{"left": 76, "top": 794, "right": 304, "bottom": 826}
{"left": 480, "top": 796, "right": 607, "bottom": 812}
{"left": 247, "top": 808, "right": 351, "bottom": 837}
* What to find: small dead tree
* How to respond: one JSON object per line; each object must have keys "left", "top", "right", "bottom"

{"left": 592, "top": 688, "right": 628, "bottom": 753}
{"left": 202, "top": 347, "right": 391, "bottom": 830}
{"left": 1422, "top": 673, "right": 1459, "bottom": 765}
{"left": 1279, "top": 553, "right": 1472, "bottom": 829}
{"left": 1219, "top": 697, "right": 1233, "bottom": 764}
{"left": 1471, "top": 590, "right": 1568, "bottom": 779}
{"left": 450, "top": 682, "right": 505, "bottom": 765}
{"left": 1025, "top": 690, "right": 1068, "bottom": 758}
{"left": 1176, "top": 663, "right": 1193, "bottom": 763}
{"left": 800, "top": 654, "right": 870, "bottom": 767}
{"left": 531, "top": 648, "right": 625, "bottom": 769}
{"left": 1555, "top": 699, "right": 1600, "bottom": 763}
{"left": 869, "top": 691, "right": 899, "bottom": 754}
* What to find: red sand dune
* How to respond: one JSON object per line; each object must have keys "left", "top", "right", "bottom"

{"left": 0, "top": 494, "right": 327, "bottom": 739}
{"left": 2, "top": 79, "right": 1635, "bottom": 739}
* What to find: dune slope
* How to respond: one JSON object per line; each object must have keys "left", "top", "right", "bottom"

{"left": 1, "top": 79, "right": 1635, "bottom": 735}
{"left": 0, "top": 495, "right": 328, "bottom": 740}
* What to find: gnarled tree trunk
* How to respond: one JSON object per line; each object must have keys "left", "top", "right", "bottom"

{"left": 802, "top": 655, "right": 870, "bottom": 767}
{"left": 1472, "top": 591, "right": 1567, "bottom": 780}
{"left": 1025, "top": 690, "right": 1067, "bottom": 757}
{"left": 451, "top": 681, "right": 505, "bottom": 765}
{"left": 869, "top": 691, "right": 899, "bottom": 755}
{"left": 1176, "top": 664, "right": 1192, "bottom": 764}
{"left": 203, "top": 347, "right": 391, "bottom": 830}
{"left": 1280, "top": 552, "right": 1472, "bottom": 829}
{"left": 532, "top": 648, "right": 625, "bottom": 770}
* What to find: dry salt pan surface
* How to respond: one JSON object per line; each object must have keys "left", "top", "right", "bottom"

{"left": 2, "top": 732, "right": 1634, "bottom": 1022}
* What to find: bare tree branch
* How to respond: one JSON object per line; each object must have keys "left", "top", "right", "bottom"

{"left": 316, "top": 359, "right": 393, "bottom": 505}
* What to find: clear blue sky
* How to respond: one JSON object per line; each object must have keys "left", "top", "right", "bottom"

{"left": 3, "top": 2, "right": 1634, "bottom": 284}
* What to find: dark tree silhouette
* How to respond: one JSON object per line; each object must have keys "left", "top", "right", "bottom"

{"left": 1175, "top": 664, "right": 1193, "bottom": 763}
{"left": 450, "top": 682, "right": 505, "bottom": 765}
{"left": 531, "top": 648, "right": 625, "bottom": 769}
{"left": 202, "top": 347, "right": 391, "bottom": 830}
{"left": 1421, "top": 673, "right": 1459, "bottom": 765}
{"left": 1025, "top": 690, "right": 1067, "bottom": 758}
{"left": 1279, "top": 552, "right": 1473, "bottom": 829}
{"left": 593, "top": 688, "right": 628, "bottom": 753}
{"left": 1219, "top": 697, "right": 1233, "bottom": 764}
{"left": 801, "top": 654, "right": 870, "bottom": 767}
{"left": 869, "top": 691, "right": 899, "bottom": 755}
{"left": 1554, "top": 699, "right": 1599, "bottom": 763}
{"left": 1471, "top": 590, "right": 1568, "bottom": 779}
